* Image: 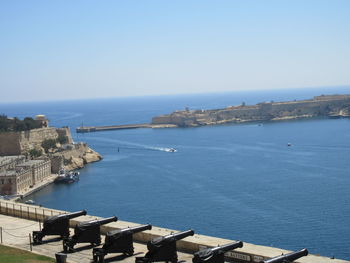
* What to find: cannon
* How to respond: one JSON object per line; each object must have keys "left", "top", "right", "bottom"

{"left": 63, "top": 216, "right": 118, "bottom": 252}
{"left": 93, "top": 224, "right": 152, "bottom": 263}
{"left": 136, "top": 229, "right": 195, "bottom": 263}
{"left": 192, "top": 241, "right": 243, "bottom": 263}
{"left": 259, "top": 248, "right": 308, "bottom": 263}
{"left": 32, "top": 210, "right": 87, "bottom": 244}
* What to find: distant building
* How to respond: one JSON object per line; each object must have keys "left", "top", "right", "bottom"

{"left": 0, "top": 168, "right": 32, "bottom": 195}
{"left": 0, "top": 156, "right": 51, "bottom": 195}
{"left": 35, "top": 114, "right": 49, "bottom": 127}
{"left": 17, "top": 158, "right": 51, "bottom": 185}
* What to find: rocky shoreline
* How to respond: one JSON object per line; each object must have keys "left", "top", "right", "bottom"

{"left": 53, "top": 142, "right": 102, "bottom": 171}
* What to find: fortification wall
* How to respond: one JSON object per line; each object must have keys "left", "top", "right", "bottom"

{"left": 56, "top": 127, "right": 73, "bottom": 144}
{"left": 18, "top": 128, "right": 59, "bottom": 154}
{"left": 0, "top": 132, "right": 21, "bottom": 155}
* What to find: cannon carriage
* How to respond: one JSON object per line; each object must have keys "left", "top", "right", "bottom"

{"left": 32, "top": 210, "right": 87, "bottom": 244}
{"left": 136, "top": 229, "right": 194, "bottom": 263}
{"left": 93, "top": 224, "right": 152, "bottom": 263}
{"left": 63, "top": 216, "right": 118, "bottom": 252}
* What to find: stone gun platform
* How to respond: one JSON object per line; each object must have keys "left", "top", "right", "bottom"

{"left": 0, "top": 200, "right": 348, "bottom": 263}
{"left": 0, "top": 214, "right": 192, "bottom": 263}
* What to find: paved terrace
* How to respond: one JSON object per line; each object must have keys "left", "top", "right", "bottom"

{"left": 0, "top": 200, "right": 348, "bottom": 263}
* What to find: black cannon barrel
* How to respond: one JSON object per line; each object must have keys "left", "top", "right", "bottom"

{"left": 45, "top": 210, "right": 87, "bottom": 223}
{"left": 88, "top": 216, "right": 118, "bottom": 226}
{"left": 193, "top": 241, "right": 243, "bottom": 263}
{"left": 126, "top": 224, "right": 152, "bottom": 234}
{"left": 97, "top": 216, "right": 118, "bottom": 225}
{"left": 63, "top": 210, "right": 87, "bottom": 219}
{"left": 209, "top": 241, "right": 243, "bottom": 254}
{"left": 165, "top": 229, "right": 194, "bottom": 241}
{"left": 260, "top": 249, "right": 308, "bottom": 263}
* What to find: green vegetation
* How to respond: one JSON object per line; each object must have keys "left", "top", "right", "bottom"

{"left": 57, "top": 135, "right": 68, "bottom": 144}
{"left": 41, "top": 135, "right": 69, "bottom": 153}
{"left": 29, "top": 148, "right": 43, "bottom": 158}
{"left": 0, "top": 115, "right": 42, "bottom": 132}
{"left": 41, "top": 139, "right": 57, "bottom": 153}
{"left": 0, "top": 244, "right": 55, "bottom": 263}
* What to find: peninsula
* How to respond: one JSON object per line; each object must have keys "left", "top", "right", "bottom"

{"left": 77, "top": 94, "right": 350, "bottom": 133}
{"left": 151, "top": 94, "right": 350, "bottom": 127}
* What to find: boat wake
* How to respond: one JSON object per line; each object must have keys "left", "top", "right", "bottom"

{"left": 88, "top": 137, "right": 177, "bottom": 153}
{"left": 150, "top": 147, "right": 177, "bottom": 153}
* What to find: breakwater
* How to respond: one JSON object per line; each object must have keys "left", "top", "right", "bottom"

{"left": 0, "top": 199, "right": 347, "bottom": 263}
{"left": 76, "top": 123, "right": 176, "bottom": 133}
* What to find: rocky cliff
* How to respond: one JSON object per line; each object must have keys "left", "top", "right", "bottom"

{"left": 51, "top": 143, "right": 102, "bottom": 172}
{"left": 152, "top": 94, "right": 350, "bottom": 127}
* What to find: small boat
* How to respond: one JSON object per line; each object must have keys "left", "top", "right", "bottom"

{"left": 54, "top": 169, "right": 79, "bottom": 184}
{"left": 165, "top": 148, "right": 177, "bottom": 153}
{"left": 25, "top": 200, "right": 35, "bottom": 205}
{"left": 287, "top": 143, "right": 292, "bottom": 147}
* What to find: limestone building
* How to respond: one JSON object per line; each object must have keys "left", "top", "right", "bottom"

{"left": 35, "top": 114, "right": 49, "bottom": 127}
{"left": 16, "top": 158, "right": 51, "bottom": 185}
{"left": 0, "top": 156, "right": 51, "bottom": 195}
{"left": 0, "top": 168, "right": 32, "bottom": 195}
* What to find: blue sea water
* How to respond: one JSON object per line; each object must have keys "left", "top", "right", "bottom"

{"left": 1, "top": 87, "right": 350, "bottom": 260}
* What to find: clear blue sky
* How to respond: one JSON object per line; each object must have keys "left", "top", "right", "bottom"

{"left": 1, "top": 0, "right": 349, "bottom": 102}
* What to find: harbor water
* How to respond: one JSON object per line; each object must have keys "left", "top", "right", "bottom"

{"left": 1, "top": 87, "right": 350, "bottom": 260}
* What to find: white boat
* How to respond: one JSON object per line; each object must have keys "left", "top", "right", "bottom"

{"left": 165, "top": 148, "right": 177, "bottom": 152}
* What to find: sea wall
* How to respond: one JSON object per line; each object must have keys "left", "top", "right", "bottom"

{"left": 0, "top": 199, "right": 347, "bottom": 263}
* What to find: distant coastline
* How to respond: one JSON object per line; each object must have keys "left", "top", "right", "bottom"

{"left": 76, "top": 94, "right": 350, "bottom": 132}
{"left": 151, "top": 94, "right": 350, "bottom": 127}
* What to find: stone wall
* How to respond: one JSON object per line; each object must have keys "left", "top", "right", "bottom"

{"left": 18, "top": 128, "right": 59, "bottom": 154}
{"left": 50, "top": 155, "right": 64, "bottom": 174}
{"left": 0, "top": 132, "right": 21, "bottom": 155}
{"left": 56, "top": 127, "right": 73, "bottom": 144}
